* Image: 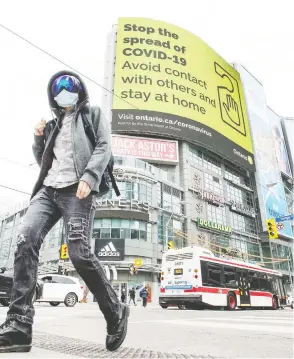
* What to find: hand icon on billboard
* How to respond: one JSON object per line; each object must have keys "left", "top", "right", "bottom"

{"left": 223, "top": 94, "right": 240, "bottom": 126}
{"left": 214, "top": 62, "right": 246, "bottom": 136}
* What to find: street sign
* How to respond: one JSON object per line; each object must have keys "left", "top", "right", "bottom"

{"left": 276, "top": 222, "right": 284, "bottom": 231}
{"left": 275, "top": 214, "right": 294, "bottom": 222}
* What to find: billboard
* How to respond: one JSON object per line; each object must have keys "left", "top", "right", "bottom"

{"left": 95, "top": 239, "right": 125, "bottom": 261}
{"left": 112, "top": 135, "right": 178, "bottom": 164}
{"left": 267, "top": 109, "right": 292, "bottom": 178}
{"left": 112, "top": 18, "right": 254, "bottom": 171}
{"left": 235, "top": 64, "right": 293, "bottom": 239}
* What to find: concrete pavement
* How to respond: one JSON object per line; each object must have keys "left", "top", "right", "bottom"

{"left": 0, "top": 303, "right": 292, "bottom": 358}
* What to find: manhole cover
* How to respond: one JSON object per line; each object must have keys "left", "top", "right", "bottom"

{"left": 34, "top": 331, "right": 219, "bottom": 358}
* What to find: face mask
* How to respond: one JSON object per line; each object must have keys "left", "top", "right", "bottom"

{"left": 54, "top": 89, "right": 79, "bottom": 108}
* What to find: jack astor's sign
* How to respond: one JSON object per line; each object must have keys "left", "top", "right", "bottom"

{"left": 197, "top": 217, "right": 232, "bottom": 234}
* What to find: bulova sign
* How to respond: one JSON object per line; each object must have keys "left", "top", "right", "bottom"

{"left": 96, "top": 198, "right": 149, "bottom": 212}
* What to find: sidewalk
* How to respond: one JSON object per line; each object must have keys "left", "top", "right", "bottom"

{"left": 0, "top": 347, "right": 83, "bottom": 359}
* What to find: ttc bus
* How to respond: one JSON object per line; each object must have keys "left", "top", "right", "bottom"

{"left": 159, "top": 246, "right": 286, "bottom": 310}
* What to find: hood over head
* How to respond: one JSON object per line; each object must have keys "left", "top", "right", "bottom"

{"left": 48, "top": 70, "right": 89, "bottom": 118}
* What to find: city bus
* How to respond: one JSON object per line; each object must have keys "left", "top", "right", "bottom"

{"left": 159, "top": 246, "right": 285, "bottom": 310}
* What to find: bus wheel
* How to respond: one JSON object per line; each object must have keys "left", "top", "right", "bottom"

{"left": 161, "top": 305, "right": 168, "bottom": 309}
{"left": 178, "top": 305, "right": 185, "bottom": 310}
{"left": 272, "top": 296, "right": 278, "bottom": 310}
{"left": 227, "top": 293, "right": 237, "bottom": 310}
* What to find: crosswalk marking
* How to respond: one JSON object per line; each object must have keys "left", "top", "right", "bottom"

{"left": 129, "top": 313, "right": 293, "bottom": 336}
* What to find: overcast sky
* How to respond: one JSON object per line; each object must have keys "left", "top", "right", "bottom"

{"left": 0, "top": 0, "right": 293, "bottom": 216}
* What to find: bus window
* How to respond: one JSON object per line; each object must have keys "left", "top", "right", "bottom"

{"left": 248, "top": 271, "right": 259, "bottom": 290}
{"left": 207, "top": 263, "right": 222, "bottom": 287}
{"left": 200, "top": 261, "right": 208, "bottom": 286}
{"left": 224, "top": 266, "right": 237, "bottom": 287}
{"left": 258, "top": 273, "right": 270, "bottom": 291}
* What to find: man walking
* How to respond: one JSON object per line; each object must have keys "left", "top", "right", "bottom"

{"left": 0, "top": 71, "right": 129, "bottom": 353}
{"left": 140, "top": 287, "right": 148, "bottom": 308}
{"left": 129, "top": 287, "right": 136, "bottom": 306}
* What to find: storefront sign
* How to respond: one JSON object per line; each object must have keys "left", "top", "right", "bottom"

{"left": 96, "top": 198, "right": 149, "bottom": 212}
{"left": 112, "top": 135, "right": 179, "bottom": 164}
{"left": 191, "top": 185, "right": 225, "bottom": 206}
{"left": 229, "top": 200, "right": 256, "bottom": 218}
{"left": 197, "top": 217, "right": 232, "bottom": 234}
{"left": 95, "top": 239, "right": 125, "bottom": 261}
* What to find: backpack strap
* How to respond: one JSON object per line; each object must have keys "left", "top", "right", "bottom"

{"left": 81, "top": 110, "right": 120, "bottom": 197}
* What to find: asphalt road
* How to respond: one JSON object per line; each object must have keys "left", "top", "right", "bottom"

{"left": 0, "top": 303, "right": 292, "bottom": 358}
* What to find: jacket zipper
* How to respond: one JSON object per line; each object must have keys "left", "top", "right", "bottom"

{"left": 72, "top": 100, "right": 88, "bottom": 178}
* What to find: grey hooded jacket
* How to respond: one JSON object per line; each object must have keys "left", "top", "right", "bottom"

{"left": 31, "top": 70, "right": 111, "bottom": 199}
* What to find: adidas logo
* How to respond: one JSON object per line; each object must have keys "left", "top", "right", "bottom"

{"left": 98, "top": 242, "right": 120, "bottom": 257}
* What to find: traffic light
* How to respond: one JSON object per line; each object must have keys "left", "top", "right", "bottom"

{"left": 168, "top": 241, "right": 174, "bottom": 250}
{"left": 266, "top": 219, "right": 278, "bottom": 239}
{"left": 60, "top": 244, "right": 69, "bottom": 259}
{"left": 129, "top": 264, "right": 138, "bottom": 275}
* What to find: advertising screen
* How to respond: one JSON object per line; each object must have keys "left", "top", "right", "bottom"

{"left": 235, "top": 64, "right": 293, "bottom": 239}
{"left": 112, "top": 18, "right": 254, "bottom": 171}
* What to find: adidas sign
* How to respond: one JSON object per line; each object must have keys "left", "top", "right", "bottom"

{"left": 98, "top": 242, "right": 120, "bottom": 257}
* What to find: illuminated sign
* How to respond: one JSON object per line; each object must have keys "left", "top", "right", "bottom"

{"left": 113, "top": 18, "right": 254, "bottom": 171}
{"left": 112, "top": 135, "right": 178, "bottom": 164}
{"left": 197, "top": 217, "right": 232, "bottom": 234}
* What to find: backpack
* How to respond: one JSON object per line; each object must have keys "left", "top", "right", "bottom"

{"left": 81, "top": 111, "right": 120, "bottom": 197}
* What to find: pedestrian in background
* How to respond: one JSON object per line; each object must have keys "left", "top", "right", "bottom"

{"left": 121, "top": 290, "right": 126, "bottom": 303}
{"left": 129, "top": 287, "right": 136, "bottom": 306}
{"left": 140, "top": 286, "right": 148, "bottom": 308}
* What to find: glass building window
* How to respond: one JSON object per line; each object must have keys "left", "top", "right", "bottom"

{"left": 207, "top": 204, "right": 227, "bottom": 224}
{"left": 158, "top": 183, "right": 183, "bottom": 215}
{"left": 189, "top": 147, "right": 222, "bottom": 175}
{"left": 225, "top": 165, "right": 251, "bottom": 188}
{"left": 103, "top": 180, "right": 152, "bottom": 203}
{"left": 204, "top": 173, "right": 223, "bottom": 196}
{"left": 93, "top": 219, "right": 150, "bottom": 241}
{"left": 203, "top": 153, "right": 222, "bottom": 175}
{"left": 230, "top": 212, "right": 257, "bottom": 235}
{"left": 189, "top": 147, "right": 202, "bottom": 166}
{"left": 157, "top": 215, "right": 185, "bottom": 247}
{"left": 226, "top": 183, "right": 254, "bottom": 207}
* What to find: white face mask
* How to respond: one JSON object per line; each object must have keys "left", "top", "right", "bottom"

{"left": 54, "top": 89, "right": 79, "bottom": 108}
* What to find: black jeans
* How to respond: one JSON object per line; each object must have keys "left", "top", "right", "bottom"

{"left": 142, "top": 297, "right": 147, "bottom": 307}
{"left": 129, "top": 297, "right": 136, "bottom": 305}
{"left": 7, "top": 185, "right": 120, "bottom": 325}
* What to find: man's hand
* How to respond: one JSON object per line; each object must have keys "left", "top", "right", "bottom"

{"left": 76, "top": 181, "right": 91, "bottom": 199}
{"left": 34, "top": 119, "right": 46, "bottom": 136}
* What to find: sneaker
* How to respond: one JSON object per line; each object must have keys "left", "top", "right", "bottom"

{"left": 0, "top": 320, "right": 32, "bottom": 353}
{"left": 106, "top": 303, "right": 130, "bottom": 351}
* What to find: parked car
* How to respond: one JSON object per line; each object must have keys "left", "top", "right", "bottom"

{"left": 0, "top": 267, "right": 43, "bottom": 306}
{"left": 286, "top": 292, "right": 293, "bottom": 309}
{"left": 36, "top": 274, "right": 83, "bottom": 307}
